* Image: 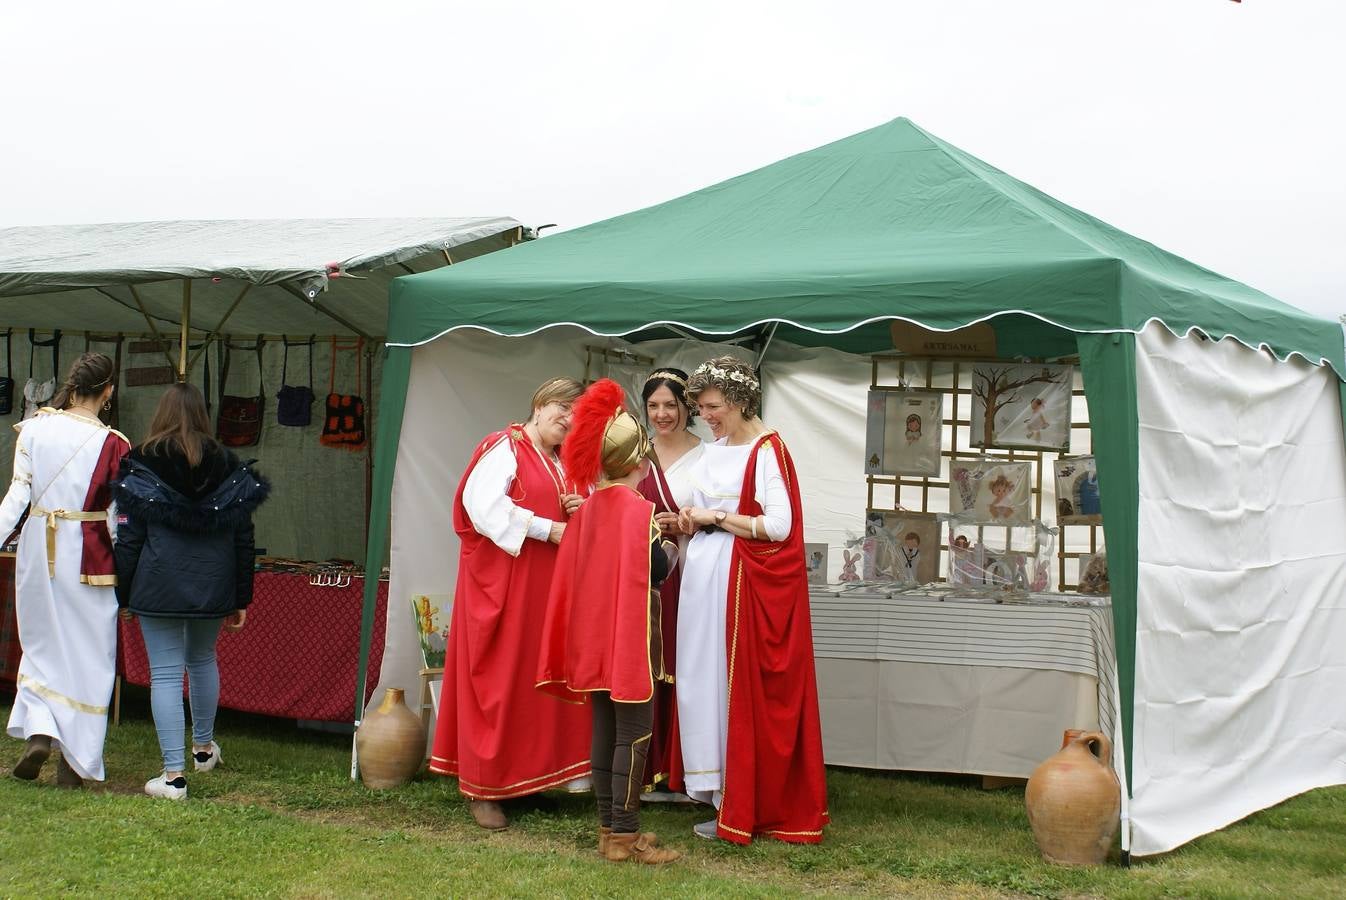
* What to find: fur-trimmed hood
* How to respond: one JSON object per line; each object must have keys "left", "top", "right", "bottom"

{"left": 114, "top": 454, "right": 271, "bottom": 534}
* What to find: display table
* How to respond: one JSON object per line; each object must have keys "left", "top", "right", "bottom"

{"left": 811, "top": 589, "right": 1118, "bottom": 779}
{"left": 119, "top": 571, "right": 389, "bottom": 723}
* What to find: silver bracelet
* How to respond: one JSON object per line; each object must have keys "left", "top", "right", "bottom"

{"left": 750, "top": 515, "right": 758, "bottom": 539}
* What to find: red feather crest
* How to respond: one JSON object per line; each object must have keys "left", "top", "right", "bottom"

{"left": 562, "top": 378, "right": 627, "bottom": 490}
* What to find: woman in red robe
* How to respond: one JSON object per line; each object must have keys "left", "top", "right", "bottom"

{"left": 675, "top": 356, "right": 829, "bottom": 844}
{"left": 635, "top": 368, "right": 703, "bottom": 792}
{"left": 428, "top": 377, "right": 592, "bottom": 831}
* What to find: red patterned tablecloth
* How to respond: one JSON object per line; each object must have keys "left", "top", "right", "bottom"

{"left": 0, "top": 556, "right": 19, "bottom": 692}
{"left": 119, "top": 571, "right": 388, "bottom": 722}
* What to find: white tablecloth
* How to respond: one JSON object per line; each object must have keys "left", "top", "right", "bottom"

{"left": 811, "top": 590, "right": 1119, "bottom": 778}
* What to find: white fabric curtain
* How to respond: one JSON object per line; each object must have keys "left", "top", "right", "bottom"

{"left": 1130, "top": 323, "right": 1346, "bottom": 856}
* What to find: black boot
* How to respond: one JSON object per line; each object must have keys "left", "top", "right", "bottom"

{"left": 13, "top": 735, "right": 52, "bottom": 780}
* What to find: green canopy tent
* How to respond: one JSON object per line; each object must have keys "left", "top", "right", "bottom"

{"left": 359, "top": 119, "right": 1346, "bottom": 857}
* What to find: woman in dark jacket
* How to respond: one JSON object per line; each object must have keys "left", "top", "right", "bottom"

{"left": 114, "top": 382, "right": 269, "bottom": 800}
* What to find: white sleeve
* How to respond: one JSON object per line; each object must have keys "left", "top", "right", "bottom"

{"left": 461, "top": 438, "right": 550, "bottom": 557}
{"left": 753, "top": 445, "right": 793, "bottom": 542}
{"left": 0, "top": 431, "right": 33, "bottom": 538}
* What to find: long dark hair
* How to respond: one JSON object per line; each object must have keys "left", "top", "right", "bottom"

{"left": 52, "top": 352, "right": 115, "bottom": 411}
{"left": 142, "top": 382, "right": 217, "bottom": 467}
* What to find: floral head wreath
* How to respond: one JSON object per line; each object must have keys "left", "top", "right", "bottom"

{"left": 691, "top": 361, "right": 760, "bottom": 393}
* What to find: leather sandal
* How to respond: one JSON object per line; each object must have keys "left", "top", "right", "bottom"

{"left": 55, "top": 754, "right": 84, "bottom": 788}
{"left": 12, "top": 735, "right": 52, "bottom": 781}
{"left": 604, "top": 831, "right": 680, "bottom": 865}
{"left": 469, "top": 799, "right": 508, "bottom": 831}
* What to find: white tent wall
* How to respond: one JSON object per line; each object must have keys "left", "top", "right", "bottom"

{"left": 0, "top": 334, "right": 380, "bottom": 561}
{"left": 1129, "top": 323, "right": 1346, "bottom": 856}
{"left": 375, "top": 329, "right": 872, "bottom": 706}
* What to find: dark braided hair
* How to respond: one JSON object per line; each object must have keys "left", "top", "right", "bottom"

{"left": 51, "top": 352, "right": 115, "bottom": 411}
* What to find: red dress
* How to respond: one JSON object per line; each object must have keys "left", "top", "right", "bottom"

{"left": 536, "top": 483, "right": 669, "bottom": 702}
{"left": 428, "top": 426, "right": 591, "bottom": 799}
{"left": 717, "top": 434, "right": 829, "bottom": 844}
{"left": 636, "top": 464, "right": 684, "bottom": 789}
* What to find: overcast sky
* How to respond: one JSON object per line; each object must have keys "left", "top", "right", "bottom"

{"left": 1, "top": 1, "right": 1341, "bottom": 319}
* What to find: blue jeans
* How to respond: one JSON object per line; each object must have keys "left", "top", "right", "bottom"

{"left": 138, "top": 616, "right": 225, "bottom": 773}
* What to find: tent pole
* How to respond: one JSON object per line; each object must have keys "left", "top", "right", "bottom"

{"left": 178, "top": 280, "right": 192, "bottom": 381}
{"left": 278, "top": 283, "right": 374, "bottom": 342}
{"left": 125, "top": 285, "right": 184, "bottom": 372}
{"left": 185, "top": 283, "right": 254, "bottom": 372}
{"left": 755, "top": 322, "right": 780, "bottom": 367}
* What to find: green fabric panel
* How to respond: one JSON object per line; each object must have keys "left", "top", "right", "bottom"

{"left": 354, "top": 346, "right": 412, "bottom": 722}
{"left": 388, "top": 118, "right": 1343, "bottom": 380}
{"left": 1077, "top": 332, "right": 1140, "bottom": 795}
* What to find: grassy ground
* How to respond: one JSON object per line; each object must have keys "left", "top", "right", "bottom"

{"left": 1, "top": 691, "right": 1343, "bottom": 899}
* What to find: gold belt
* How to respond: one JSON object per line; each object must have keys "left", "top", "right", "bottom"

{"left": 29, "top": 506, "right": 108, "bottom": 579}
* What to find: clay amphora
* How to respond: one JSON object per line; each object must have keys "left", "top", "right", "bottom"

{"left": 1024, "top": 730, "right": 1120, "bottom": 865}
{"left": 355, "top": 688, "right": 425, "bottom": 789}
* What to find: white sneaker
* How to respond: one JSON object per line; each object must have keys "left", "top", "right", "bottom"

{"left": 192, "top": 741, "right": 222, "bottom": 772}
{"left": 693, "top": 818, "right": 719, "bottom": 841}
{"left": 145, "top": 772, "right": 187, "bottom": 800}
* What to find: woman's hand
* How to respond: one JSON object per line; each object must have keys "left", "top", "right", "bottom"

{"left": 561, "top": 493, "right": 584, "bottom": 516}
{"left": 679, "top": 506, "right": 717, "bottom": 531}
{"left": 654, "top": 511, "right": 681, "bottom": 534}
{"left": 548, "top": 521, "right": 567, "bottom": 544}
{"left": 118, "top": 608, "right": 134, "bottom": 621}
{"left": 224, "top": 609, "right": 247, "bottom": 633}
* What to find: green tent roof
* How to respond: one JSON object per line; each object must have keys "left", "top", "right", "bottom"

{"left": 389, "top": 118, "right": 1343, "bottom": 378}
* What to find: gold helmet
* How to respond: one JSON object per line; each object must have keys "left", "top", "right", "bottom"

{"left": 600, "top": 408, "right": 652, "bottom": 481}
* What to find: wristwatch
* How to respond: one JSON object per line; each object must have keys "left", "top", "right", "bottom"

{"left": 714, "top": 511, "right": 728, "bottom": 526}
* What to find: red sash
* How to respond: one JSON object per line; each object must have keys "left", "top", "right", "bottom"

{"left": 717, "top": 434, "right": 829, "bottom": 844}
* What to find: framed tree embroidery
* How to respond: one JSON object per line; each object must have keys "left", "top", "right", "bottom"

{"left": 970, "top": 363, "right": 1073, "bottom": 452}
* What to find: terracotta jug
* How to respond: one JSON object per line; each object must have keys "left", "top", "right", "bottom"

{"left": 356, "top": 688, "right": 425, "bottom": 789}
{"left": 1024, "top": 730, "right": 1120, "bottom": 866}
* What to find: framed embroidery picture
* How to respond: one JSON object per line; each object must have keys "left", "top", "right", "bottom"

{"left": 410, "top": 593, "right": 452, "bottom": 669}
{"left": 804, "top": 543, "right": 829, "bottom": 585}
{"left": 949, "top": 460, "right": 1033, "bottom": 525}
{"left": 1055, "top": 456, "right": 1102, "bottom": 525}
{"left": 863, "top": 389, "right": 943, "bottom": 477}
{"left": 970, "top": 363, "right": 1073, "bottom": 452}
{"left": 863, "top": 510, "right": 940, "bottom": 585}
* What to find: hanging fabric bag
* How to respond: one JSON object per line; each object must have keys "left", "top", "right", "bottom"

{"left": 124, "top": 339, "right": 177, "bottom": 386}
{"left": 217, "top": 336, "right": 266, "bottom": 447}
{"left": 22, "top": 329, "right": 61, "bottom": 420}
{"left": 276, "top": 335, "right": 316, "bottom": 427}
{"left": 0, "top": 329, "right": 13, "bottom": 416}
{"left": 320, "top": 336, "right": 367, "bottom": 451}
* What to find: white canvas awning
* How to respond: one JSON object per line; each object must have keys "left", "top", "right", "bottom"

{"left": 0, "top": 217, "right": 527, "bottom": 342}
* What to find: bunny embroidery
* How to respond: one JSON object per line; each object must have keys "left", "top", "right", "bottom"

{"left": 839, "top": 549, "right": 861, "bottom": 582}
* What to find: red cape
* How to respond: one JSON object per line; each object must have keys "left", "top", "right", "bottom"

{"left": 716, "top": 434, "right": 829, "bottom": 844}
{"left": 428, "top": 426, "right": 591, "bottom": 799}
{"left": 637, "top": 463, "right": 684, "bottom": 789}
{"left": 537, "top": 483, "right": 668, "bottom": 703}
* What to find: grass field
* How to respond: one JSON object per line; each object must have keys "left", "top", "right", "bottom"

{"left": 1, "top": 690, "right": 1343, "bottom": 898}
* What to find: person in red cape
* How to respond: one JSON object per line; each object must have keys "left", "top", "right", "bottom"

{"left": 537, "top": 378, "right": 682, "bottom": 865}
{"left": 428, "top": 377, "right": 592, "bottom": 832}
{"left": 675, "top": 356, "right": 828, "bottom": 844}
{"left": 635, "top": 368, "right": 704, "bottom": 794}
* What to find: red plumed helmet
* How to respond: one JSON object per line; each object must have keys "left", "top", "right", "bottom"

{"left": 562, "top": 378, "right": 629, "bottom": 491}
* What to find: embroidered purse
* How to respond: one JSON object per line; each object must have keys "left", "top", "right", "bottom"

{"left": 22, "top": 329, "right": 61, "bottom": 420}
{"left": 0, "top": 329, "right": 13, "bottom": 416}
{"left": 276, "top": 336, "right": 316, "bottom": 427}
{"left": 319, "top": 337, "right": 367, "bottom": 451}
{"left": 217, "top": 337, "right": 266, "bottom": 448}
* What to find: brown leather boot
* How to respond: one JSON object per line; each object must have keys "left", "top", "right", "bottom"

{"left": 12, "top": 735, "right": 52, "bottom": 781}
{"left": 55, "top": 754, "right": 84, "bottom": 789}
{"left": 604, "top": 831, "right": 681, "bottom": 865}
{"left": 598, "top": 826, "right": 661, "bottom": 855}
{"left": 469, "top": 799, "right": 508, "bottom": 831}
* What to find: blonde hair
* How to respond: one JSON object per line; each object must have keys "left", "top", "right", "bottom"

{"left": 530, "top": 377, "right": 584, "bottom": 414}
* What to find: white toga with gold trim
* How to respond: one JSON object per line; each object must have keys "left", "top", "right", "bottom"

{"left": 0, "top": 410, "right": 126, "bottom": 781}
